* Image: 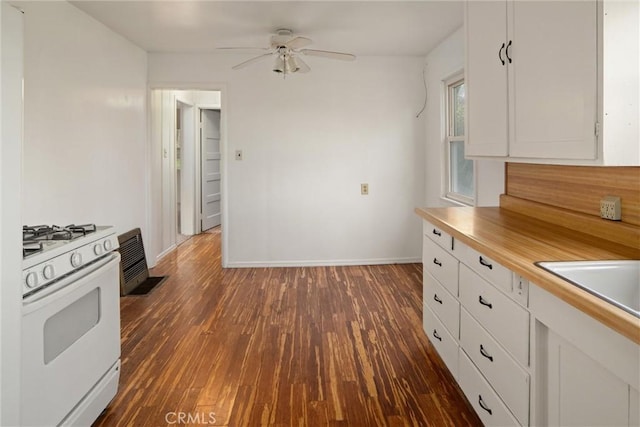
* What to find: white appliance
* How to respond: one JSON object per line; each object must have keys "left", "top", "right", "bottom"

{"left": 21, "top": 225, "right": 121, "bottom": 426}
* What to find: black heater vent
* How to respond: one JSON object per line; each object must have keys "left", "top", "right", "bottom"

{"left": 117, "top": 228, "right": 149, "bottom": 296}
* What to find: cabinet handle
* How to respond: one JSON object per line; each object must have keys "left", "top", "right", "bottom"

{"left": 432, "top": 229, "right": 442, "bottom": 237}
{"left": 433, "top": 294, "right": 443, "bottom": 304}
{"left": 432, "top": 330, "right": 442, "bottom": 341}
{"left": 506, "top": 40, "right": 513, "bottom": 64}
{"left": 498, "top": 42, "right": 506, "bottom": 65}
{"left": 433, "top": 258, "right": 442, "bottom": 267}
{"left": 479, "top": 256, "right": 493, "bottom": 270}
{"left": 479, "top": 296, "right": 493, "bottom": 309}
{"left": 478, "top": 395, "right": 493, "bottom": 415}
{"left": 480, "top": 344, "right": 494, "bottom": 362}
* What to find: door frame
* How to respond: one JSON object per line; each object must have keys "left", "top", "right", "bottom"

{"left": 175, "top": 98, "right": 195, "bottom": 242}
{"left": 147, "top": 84, "right": 229, "bottom": 268}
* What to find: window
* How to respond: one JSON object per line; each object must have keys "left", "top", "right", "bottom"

{"left": 444, "top": 75, "right": 474, "bottom": 205}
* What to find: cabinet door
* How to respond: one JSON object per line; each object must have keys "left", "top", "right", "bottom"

{"left": 508, "top": 1, "right": 597, "bottom": 160}
{"left": 465, "top": 0, "right": 509, "bottom": 157}
{"left": 543, "top": 328, "right": 629, "bottom": 426}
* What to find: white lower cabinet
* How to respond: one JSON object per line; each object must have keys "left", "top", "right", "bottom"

{"left": 421, "top": 219, "right": 638, "bottom": 426}
{"left": 424, "top": 270, "right": 460, "bottom": 337}
{"left": 422, "top": 220, "right": 529, "bottom": 425}
{"left": 531, "top": 284, "right": 640, "bottom": 427}
{"left": 423, "top": 303, "right": 459, "bottom": 379}
{"left": 460, "top": 309, "right": 529, "bottom": 425}
{"left": 543, "top": 329, "right": 630, "bottom": 426}
{"left": 459, "top": 264, "right": 530, "bottom": 367}
{"left": 458, "top": 350, "right": 520, "bottom": 426}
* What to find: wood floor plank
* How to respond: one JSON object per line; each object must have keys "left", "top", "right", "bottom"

{"left": 93, "top": 228, "right": 481, "bottom": 426}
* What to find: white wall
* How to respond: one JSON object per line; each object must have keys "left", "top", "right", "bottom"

{"left": 423, "top": 27, "right": 504, "bottom": 208}
{"left": 149, "top": 54, "right": 426, "bottom": 266}
{"left": 20, "top": 1, "right": 148, "bottom": 240}
{"left": 0, "top": 4, "right": 24, "bottom": 424}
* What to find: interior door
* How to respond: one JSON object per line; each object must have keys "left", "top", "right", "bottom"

{"left": 200, "top": 109, "right": 221, "bottom": 231}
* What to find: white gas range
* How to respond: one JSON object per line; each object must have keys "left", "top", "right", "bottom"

{"left": 21, "top": 224, "right": 122, "bottom": 426}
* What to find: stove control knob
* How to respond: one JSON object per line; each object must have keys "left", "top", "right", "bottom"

{"left": 70, "top": 252, "right": 83, "bottom": 268}
{"left": 43, "top": 264, "right": 55, "bottom": 280}
{"left": 103, "top": 239, "right": 113, "bottom": 251}
{"left": 25, "top": 272, "right": 38, "bottom": 288}
{"left": 93, "top": 244, "right": 104, "bottom": 256}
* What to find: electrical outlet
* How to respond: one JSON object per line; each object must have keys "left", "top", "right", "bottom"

{"left": 361, "top": 183, "right": 369, "bottom": 195}
{"left": 235, "top": 150, "right": 243, "bottom": 161}
{"left": 600, "top": 196, "right": 621, "bottom": 220}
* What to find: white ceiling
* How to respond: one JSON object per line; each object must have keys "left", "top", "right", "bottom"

{"left": 70, "top": 1, "right": 463, "bottom": 56}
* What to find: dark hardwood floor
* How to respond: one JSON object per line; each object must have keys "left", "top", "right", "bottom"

{"left": 94, "top": 228, "right": 481, "bottom": 426}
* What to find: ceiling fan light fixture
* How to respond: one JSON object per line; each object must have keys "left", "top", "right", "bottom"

{"left": 273, "top": 56, "right": 285, "bottom": 73}
{"left": 284, "top": 56, "right": 300, "bottom": 74}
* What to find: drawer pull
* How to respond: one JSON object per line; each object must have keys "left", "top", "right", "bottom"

{"left": 498, "top": 42, "right": 506, "bottom": 65}
{"left": 432, "top": 330, "right": 442, "bottom": 341}
{"left": 479, "top": 256, "right": 493, "bottom": 270}
{"left": 433, "top": 294, "right": 443, "bottom": 304}
{"left": 478, "top": 296, "right": 493, "bottom": 309}
{"left": 433, "top": 258, "right": 442, "bottom": 267}
{"left": 480, "top": 344, "right": 494, "bottom": 362}
{"left": 432, "top": 229, "right": 442, "bottom": 237}
{"left": 478, "top": 395, "right": 493, "bottom": 415}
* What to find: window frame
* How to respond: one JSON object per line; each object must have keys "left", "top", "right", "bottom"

{"left": 443, "top": 72, "right": 475, "bottom": 206}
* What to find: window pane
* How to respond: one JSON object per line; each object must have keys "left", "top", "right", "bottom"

{"left": 450, "top": 140, "right": 474, "bottom": 198}
{"left": 452, "top": 82, "right": 465, "bottom": 137}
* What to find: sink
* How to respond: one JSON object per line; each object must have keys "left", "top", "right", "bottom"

{"left": 536, "top": 260, "right": 640, "bottom": 318}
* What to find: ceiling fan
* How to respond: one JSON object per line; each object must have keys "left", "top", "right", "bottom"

{"left": 218, "top": 29, "right": 356, "bottom": 76}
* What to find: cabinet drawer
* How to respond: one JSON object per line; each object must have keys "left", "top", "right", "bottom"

{"left": 423, "top": 220, "right": 455, "bottom": 254}
{"left": 458, "top": 350, "right": 521, "bottom": 426}
{"left": 423, "top": 237, "right": 459, "bottom": 296}
{"left": 423, "top": 303, "right": 459, "bottom": 379}
{"left": 459, "top": 264, "right": 529, "bottom": 367}
{"left": 461, "top": 246, "right": 512, "bottom": 297}
{"left": 424, "top": 270, "right": 460, "bottom": 339}
{"left": 460, "top": 308, "right": 529, "bottom": 425}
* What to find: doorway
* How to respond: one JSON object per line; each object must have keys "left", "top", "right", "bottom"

{"left": 149, "top": 89, "right": 224, "bottom": 265}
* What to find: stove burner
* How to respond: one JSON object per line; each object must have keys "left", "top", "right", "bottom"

{"left": 51, "top": 230, "right": 72, "bottom": 240}
{"left": 23, "top": 225, "right": 54, "bottom": 240}
{"left": 66, "top": 224, "right": 97, "bottom": 235}
{"left": 23, "top": 240, "right": 44, "bottom": 257}
{"left": 22, "top": 224, "right": 98, "bottom": 258}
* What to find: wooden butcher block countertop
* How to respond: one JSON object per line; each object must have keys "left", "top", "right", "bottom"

{"left": 415, "top": 206, "right": 640, "bottom": 345}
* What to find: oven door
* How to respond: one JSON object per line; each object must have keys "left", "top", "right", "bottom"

{"left": 21, "top": 252, "right": 121, "bottom": 426}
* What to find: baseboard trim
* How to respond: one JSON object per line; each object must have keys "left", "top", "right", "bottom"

{"left": 154, "top": 245, "right": 177, "bottom": 266}
{"left": 226, "top": 257, "right": 421, "bottom": 268}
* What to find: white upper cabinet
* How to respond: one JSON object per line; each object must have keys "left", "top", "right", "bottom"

{"left": 465, "top": 0, "right": 640, "bottom": 165}
{"left": 465, "top": 1, "right": 508, "bottom": 157}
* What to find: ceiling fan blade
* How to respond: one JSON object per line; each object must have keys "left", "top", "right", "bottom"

{"left": 295, "top": 56, "right": 311, "bottom": 73}
{"left": 217, "top": 47, "right": 270, "bottom": 53}
{"left": 300, "top": 49, "right": 356, "bottom": 61}
{"left": 232, "top": 52, "right": 273, "bottom": 70}
{"left": 286, "top": 36, "right": 312, "bottom": 50}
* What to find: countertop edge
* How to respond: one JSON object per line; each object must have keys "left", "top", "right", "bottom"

{"left": 415, "top": 207, "right": 640, "bottom": 346}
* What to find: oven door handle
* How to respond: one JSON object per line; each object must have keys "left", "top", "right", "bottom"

{"left": 22, "top": 252, "right": 120, "bottom": 312}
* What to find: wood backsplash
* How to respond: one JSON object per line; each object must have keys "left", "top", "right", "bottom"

{"left": 505, "top": 163, "right": 640, "bottom": 227}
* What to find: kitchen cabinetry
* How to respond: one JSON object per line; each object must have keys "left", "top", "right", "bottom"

{"left": 531, "top": 284, "right": 640, "bottom": 426}
{"left": 465, "top": 0, "right": 639, "bottom": 165}
{"left": 422, "top": 220, "right": 531, "bottom": 425}
{"left": 422, "top": 222, "right": 460, "bottom": 378}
